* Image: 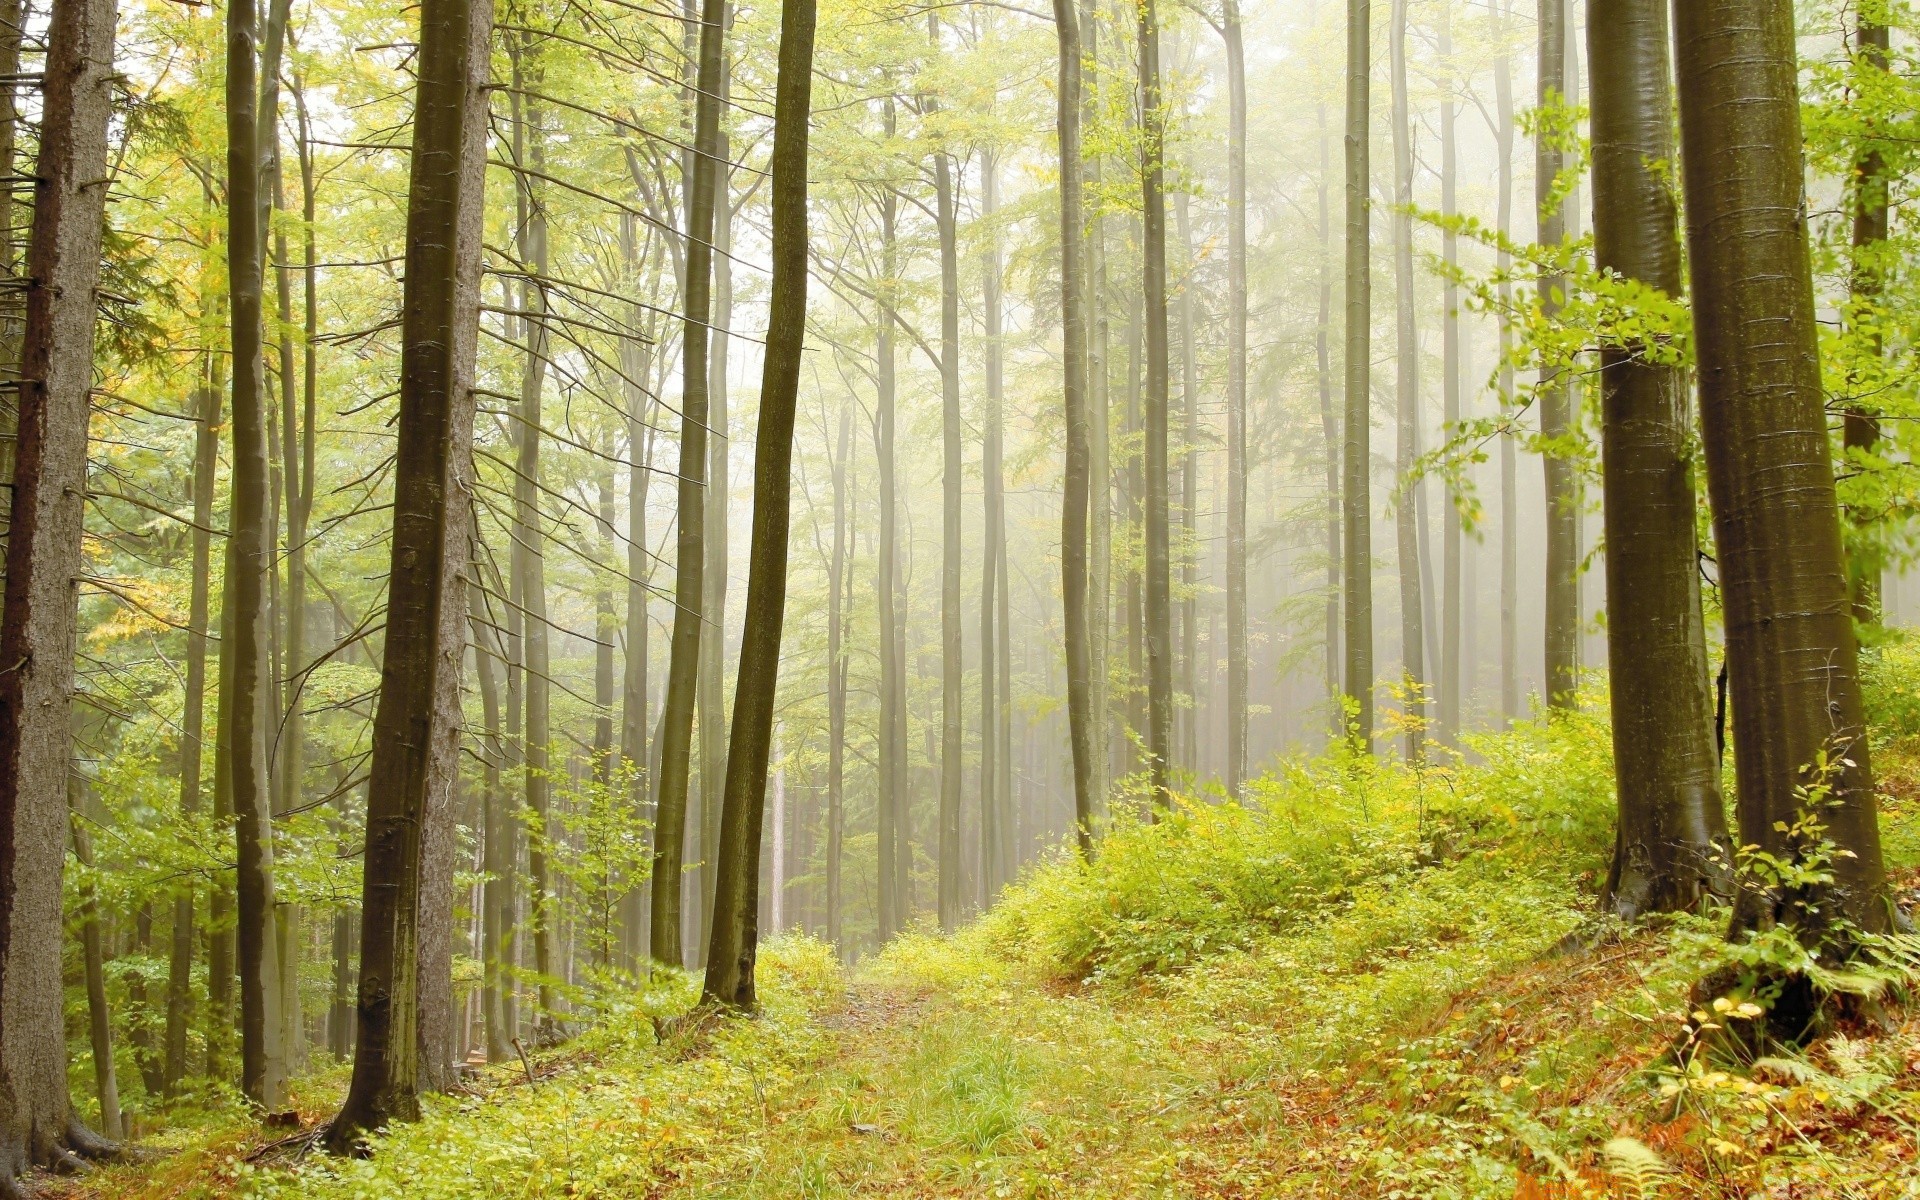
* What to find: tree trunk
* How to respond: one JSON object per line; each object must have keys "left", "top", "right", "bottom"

{"left": 1389, "top": 0, "right": 1424, "bottom": 762}
{"left": 1437, "top": 0, "right": 1461, "bottom": 747}
{"left": 1342, "top": 0, "right": 1374, "bottom": 749}
{"left": 1537, "top": 0, "right": 1577, "bottom": 710}
{"left": 324, "top": 0, "right": 489, "bottom": 1144}
{"left": 981, "top": 148, "right": 1013, "bottom": 887}
{"left": 1672, "top": 0, "right": 1890, "bottom": 946}
{"left": 1845, "top": 10, "right": 1889, "bottom": 625}
{"left": 874, "top": 159, "right": 906, "bottom": 942}
{"left": 1055, "top": 0, "right": 1095, "bottom": 850}
{"left": 471, "top": 592, "right": 508, "bottom": 1061}
{"left": 619, "top": 213, "right": 653, "bottom": 968}
{"left": 652, "top": 0, "right": 728, "bottom": 966}
{"left": 702, "top": 0, "right": 815, "bottom": 1004}
{"left": 1138, "top": 0, "right": 1173, "bottom": 805}
{"left": 0, "top": 0, "right": 119, "bottom": 1181}
{"left": 697, "top": 73, "right": 734, "bottom": 958}
{"left": 932, "top": 65, "right": 964, "bottom": 928}
{"left": 1221, "top": 0, "right": 1248, "bottom": 791}
{"left": 1494, "top": 0, "right": 1518, "bottom": 724}
{"left": 70, "top": 799, "right": 120, "bottom": 1141}
{"left": 1174, "top": 186, "right": 1198, "bottom": 779}
{"left": 1082, "top": 0, "right": 1111, "bottom": 810}
{"left": 1588, "top": 0, "right": 1728, "bottom": 920}
{"left": 826, "top": 407, "right": 850, "bottom": 944}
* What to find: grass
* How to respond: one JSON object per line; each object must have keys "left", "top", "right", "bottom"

{"left": 56, "top": 689, "right": 1920, "bottom": 1199}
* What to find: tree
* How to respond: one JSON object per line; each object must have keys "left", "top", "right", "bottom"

{"left": 1138, "top": 0, "right": 1173, "bottom": 804}
{"left": 1218, "top": 0, "right": 1248, "bottom": 795}
{"left": 1055, "top": 0, "right": 1095, "bottom": 851}
{"left": 701, "top": 0, "right": 816, "bottom": 1007}
{"left": 1672, "top": 0, "right": 1891, "bottom": 950}
{"left": 1389, "top": 0, "right": 1424, "bottom": 762}
{"left": 826, "top": 405, "right": 850, "bottom": 941}
{"left": 1436, "top": 0, "right": 1461, "bottom": 747}
{"left": 0, "top": 0, "right": 119, "bottom": 1183}
{"left": 1845, "top": 5, "right": 1890, "bottom": 624}
{"left": 1587, "top": 0, "right": 1727, "bottom": 919}
{"left": 651, "top": 0, "right": 728, "bottom": 968}
{"left": 325, "top": 0, "right": 491, "bottom": 1145}
{"left": 1342, "top": 0, "right": 1374, "bottom": 749}
{"left": 1536, "top": 0, "right": 1576, "bottom": 710}
{"left": 932, "top": 45, "right": 964, "bottom": 927}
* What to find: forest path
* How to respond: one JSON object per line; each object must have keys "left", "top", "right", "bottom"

{"left": 661, "top": 965, "right": 1324, "bottom": 1198}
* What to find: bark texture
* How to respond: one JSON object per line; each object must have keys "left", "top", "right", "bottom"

{"left": 1342, "top": 0, "right": 1374, "bottom": 748}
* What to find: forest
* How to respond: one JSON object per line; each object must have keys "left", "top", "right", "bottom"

{"left": 1, "top": 0, "right": 1919, "bottom": 1193}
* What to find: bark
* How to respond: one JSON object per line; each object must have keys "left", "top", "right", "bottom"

{"left": 70, "top": 800, "right": 120, "bottom": 1141}
{"left": 1174, "top": 187, "right": 1197, "bottom": 777}
{"left": 1389, "top": 0, "right": 1424, "bottom": 762}
{"left": 1082, "top": 0, "right": 1111, "bottom": 809}
{"left": 981, "top": 148, "right": 1014, "bottom": 887}
{"left": 1494, "top": 0, "right": 1518, "bottom": 723}
{"left": 1342, "top": 0, "right": 1374, "bottom": 749}
{"left": 1221, "top": 0, "right": 1248, "bottom": 792}
{"left": 324, "top": 0, "right": 489, "bottom": 1143}
{"left": 874, "top": 162, "right": 905, "bottom": 941}
{"left": 1055, "top": 0, "right": 1095, "bottom": 850}
{"left": 652, "top": 0, "right": 728, "bottom": 966}
{"left": 1537, "top": 0, "right": 1577, "bottom": 709}
{"left": 471, "top": 593, "right": 507, "bottom": 1061}
{"left": 1672, "top": 0, "right": 1890, "bottom": 942}
{"left": 1588, "top": 0, "right": 1729, "bottom": 920}
{"left": 595, "top": 467, "right": 617, "bottom": 786}
{"left": 697, "top": 70, "right": 734, "bottom": 957}
{"left": 1437, "top": 0, "right": 1461, "bottom": 746}
{"left": 826, "top": 407, "right": 850, "bottom": 944}
{"left": 701, "top": 0, "right": 814, "bottom": 1005}
{"left": 619, "top": 213, "right": 652, "bottom": 968}
{"left": 0, "top": 0, "right": 118, "bottom": 1180}
{"left": 1318, "top": 72, "right": 1340, "bottom": 737}
{"left": 1138, "top": 0, "right": 1173, "bottom": 805}
{"left": 932, "top": 63, "right": 964, "bottom": 928}
{"left": 1845, "top": 9, "right": 1889, "bottom": 625}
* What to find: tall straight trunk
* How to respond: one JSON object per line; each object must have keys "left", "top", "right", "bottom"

{"left": 1221, "top": 0, "right": 1248, "bottom": 792}
{"left": 932, "top": 59, "right": 964, "bottom": 929}
{"left": 471, "top": 595, "right": 507, "bottom": 1061}
{"left": 826, "top": 407, "right": 850, "bottom": 943}
{"left": 509, "top": 69, "right": 556, "bottom": 1017}
{"left": 1317, "top": 68, "right": 1340, "bottom": 736}
{"left": 1588, "top": 0, "right": 1728, "bottom": 919}
{"left": 1437, "top": 0, "right": 1461, "bottom": 746}
{"left": 981, "top": 149, "right": 1012, "bottom": 887}
{"left": 698, "top": 77, "right": 734, "bottom": 957}
{"left": 594, "top": 466, "right": 617, "bottom": 785}
{"left": 1174, "top": 188, "right": 1197, "bottom": 777}
{"left": 1138, "top": 0, "right": 1173, "bottom": 805}
{"left": 1083, "top": 0, "right": 1112, "bottom": 809}
{"left": 1672, "top": 0, "right": 1890, "bottom": 944}
{"left": 224, "top": 0, "right": 286, "bottom": 1107}
{"left": 1389, "top": 0, "right": 1423, "bottom": 761}
{"left": 69, "top": 801, "right": 120, "bottom": 1141}
{"left": 619, "top": 213, "right": 652, "bottom": 967}
{"left": 1342, "top": 0, "right": 1374, "bottom": 749}
{"left": 1846, "top": 10, "right": 1890, "bottom": 624}
{"left": 0, "top": 0, "right": 18, "bottom": 411}
{"left": 652, "top": 0, "right": 727, "bottom": 968}
{"left": 1055, "top": 0, "right": 1095, "bottom": 851}
{"left": 1495, "top": 0, "right": 1518, "bottom": 723}
{"left": 702, "top": 0, "right": 815, "bottom": 1002}
{"left": 1537, "top": 0, "right": 1577, "bottom": 709}
{"left": 325, "top": 0, "right": 488, "bottom": 1141}
{"left": 166, "top": 376, "right": 219, "bottom": 1094}
{"left": 0, "top": 0, "right": 118, "bottom": 1180}
{"left": 874, "top": 169, "right": 905, "bottom": 940}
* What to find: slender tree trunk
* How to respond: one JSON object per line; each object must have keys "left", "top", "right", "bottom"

{"left": 698, "top": 71, "right": 734, "bottom": 958}
{"left": 1055, "top": 0, "right": 1095, "bottom": 850}
{"left": 1083, "top": 0, "right": 1111, "bottom": 809}
{"left": 1537, "top": 0, "right": 1577, "bottom": 709}
{"left": 1138, "top": 0, "right": 1173, "bottom": 805}
{"left": 1588, "top": 0, "right": 1728, "bottom": 919}
{"left": 1342, "top": 0, "right": 1374, "bottom": 749}
{"left": 702, "top": 0, "right": 815, "bottom": 1004}
{"left": 653, "top": 0, "right": 727, "bottom": 966}
{"left": 1389, "top": 0, "right": 1424, "bottom": 761}
{"left": 1495, "top": 0, "right": 1518, "bottom": 724}
{"left": 981, "top": 148, "right": 1009, "bottom": 890}
{"left": 930, "top": 53, "right": 964, "bottom": 928}
{"left": 0, "top": 0, "right": 119, "bottom": 1181}
{"left": 619, "top": 214, "right": 653, "bottom": 968}
{"left": 166, "top": 376, "right": 219, "bottom": 1094}
{"left": 1672, "top": 0, "right": 1890, "bottom": 949}
{"left": 1845, "top": 9, "right": 1889, "bottom": 625}
{"left": 70, "top": 801, "right": 121, "bottom": 1142}
{"left": 471, "top": 593, "right": 508, "bottom": 1061}
{"left": 1437, "top": 0, "right": 1461, "bottom": 747}
{"left": 874, "top": 161, "right": 905, "bottom": 942}
{"left": 1221, "top": 0, "right": 1248, "bottom": 791}
{"left": 325, "top": 0, "right": 489, "bottom": 1142}
{"left": 1174, "top": 187, "right": 1197, "bottom": 778}
{"left": 826, "top": 407, "right": 849, "bottom": 944}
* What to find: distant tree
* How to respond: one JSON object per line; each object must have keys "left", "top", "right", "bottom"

{"left": 1343, "top": 0, "right": 1374, "bottom": 749}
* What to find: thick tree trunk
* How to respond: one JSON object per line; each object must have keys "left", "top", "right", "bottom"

{"left": 324, "top": 0, "right": 489, "bottom": 1144}
{"left": 0, "top": 0, "right": 119, "bottom": 1182}
{"left": 1845, "top": 11, "right": 1889, "bottom": 625}
{"left": 701, "top": 0, "right": 814, "bottom": 1005}
{"left": 652, "top": 0, "right": 728, "bottom": 966}
{"left": 1342, "top": 0, "right": 1374, "bottom": 749}
{"left": 1221, "top": 0, "right": 1248, "bottom": 791}
{"left": 1672, "top": 0, "right": 1890, "bottom": 945}
{"left": 1055, "top": 0, "right": 1095, "bottom": 849}
{"left": 1588, "top": 0, "right": 1728, "bottom": 919}
{"left": 1389, "top": 0, "right": 1424, "bottom": 762}
{"left": 1537, "top": 0, "right": 1577, "bottom": 710}
{"left": 1138, "top": 0, "right": 1173, "bottom": 805}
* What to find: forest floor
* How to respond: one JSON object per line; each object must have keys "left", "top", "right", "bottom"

{"left": 52, "top": 718, "right": 1920, "bottom": 1199}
